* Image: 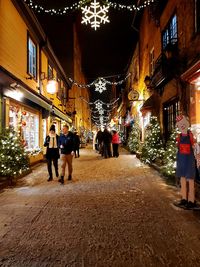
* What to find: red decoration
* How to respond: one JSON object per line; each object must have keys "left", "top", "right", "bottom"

{"left": 22, "top": 121, "right": 26, "bottom": 126}
{"left": 22, "top": 111, "right": 27, "bottom": 116}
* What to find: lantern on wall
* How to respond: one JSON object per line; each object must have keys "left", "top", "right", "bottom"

{"left": 46, "top": 80, "right": 58, "bottom": 95}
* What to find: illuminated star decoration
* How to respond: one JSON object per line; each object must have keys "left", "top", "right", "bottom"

{"left": 95, "top": 78, "right": 107, "bottom": 93}
{"left": 81, "top": 0, "right": 110, "bottom": 30}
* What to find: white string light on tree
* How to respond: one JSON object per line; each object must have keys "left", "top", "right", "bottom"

{"left": 81, "top": 0, "right": 110, "bottom": 30}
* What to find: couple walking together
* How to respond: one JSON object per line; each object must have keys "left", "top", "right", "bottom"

{"left": 44, "top": 124, "right": 75, "bottom": 184}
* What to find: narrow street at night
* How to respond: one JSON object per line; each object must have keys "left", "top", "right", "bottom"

{"left": 0, "top": 147, "right": 200, "bottom": 267}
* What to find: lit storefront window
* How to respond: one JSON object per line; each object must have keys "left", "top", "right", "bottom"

{"left": 9, "top": 106, "right": 20, "bottom": 132}
{"left": 22, "top": 111, "right": 39, "bottom": 150}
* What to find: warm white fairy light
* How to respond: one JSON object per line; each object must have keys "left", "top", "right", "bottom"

{"left": 23, "top": 0, "right": 155, "bottom": 15}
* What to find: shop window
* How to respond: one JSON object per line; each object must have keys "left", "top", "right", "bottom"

{"left": 9, "top": 105, "right": 20, "bottom": 132}
{"left": 162, "top": 14, "right": 178, "bottom": 49}
{"left": 163, "top": 98, "right": 180, "bottom": 140}
{"left": 195, "top": 0, "right": 200, "bottom": 32}
{"left": 48, "top": 64, "right": 53, "bottom": 80}
{"left": 28, "top": 35, "right": 37, "bottom": 79}
{"left": 149, "top": 47, "right": 155, "bottom": 76}
{"left": 21, "top": 111, "right": 39, "bottom": 150}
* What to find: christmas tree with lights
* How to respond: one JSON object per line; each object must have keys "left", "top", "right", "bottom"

{"left": 0, "top": 127, "right": 30, "bottom": 179}
{"left": 127, "top": 122, "right": 140, "bottom": 153}
{"left": 162, "top": 128, "right": 178, "bottom": 177}
{"left": 141, "top": 116, "right": 164, "bottom": 164}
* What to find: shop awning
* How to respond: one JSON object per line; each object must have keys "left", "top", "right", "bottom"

{"left": 140, "top": 95, "right": 155, "bottom": 111}
{"left": 181, "top": 59, "right": 200, "bottom": 83}
{"left": 53, "top": 107, "right": 72, "bottom": 124}
{"left": 1, "top": 66, "right": 72, "bottom": 124}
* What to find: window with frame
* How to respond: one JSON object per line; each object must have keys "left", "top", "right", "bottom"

{"left": 195, "top": 0, "right": 200, "bottom": 32}
{"left": 162, "top": 14, "right": 178, "bottom": 49}
{"left": 48, "top": 64, "right": 53, "bottom": 80}
{"left": 28, "top": 36, "right": 37, "bottom": 79}
{"left": 57, "top": 79, "right": 61, "bottom": 99}
{"left": 149, "top": 48, "right": 155, "bottom": 76}
{"left": 163, "top": 98, "right": 180, "bottom": 140}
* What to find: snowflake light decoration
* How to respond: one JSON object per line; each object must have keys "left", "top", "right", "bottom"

{"left": 95, "top": 78, "right": 107, "bottom": 93}
{"left": 98, "top": 109, "right": 104, "bottom": 115}
{"left": 95, "top": 101, "right": 103, "bottom": 110}
{"left": 81, "top": 0, "right": 110, "bottom": 31}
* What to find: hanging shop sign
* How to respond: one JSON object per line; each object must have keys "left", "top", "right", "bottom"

{"left": 128, "top": 90, "right": 139, "bottom": 101}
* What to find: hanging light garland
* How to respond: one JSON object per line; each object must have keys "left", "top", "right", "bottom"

{"left": 69, "top": 73, "right": 130, "bottom": 91}
{"left": 105, "top": 0, "right": 155, "bottom": 11}
{"left": 24, "top": 0, "right": 155, "bottom": 15}
{"left": 80, "top": 96, "right": 119, "bottom": 107}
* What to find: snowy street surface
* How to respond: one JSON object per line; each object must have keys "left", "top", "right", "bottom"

{"left": 0, "top": 146, "right": 200, "bottom": 267}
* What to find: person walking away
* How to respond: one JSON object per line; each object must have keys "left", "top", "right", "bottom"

{"left": 44, "top": 124, "right": 60, "bottom": 181}
{"left": 102, "top": 128, "right": 112, "bottom": 158}
{"left": 59, "top": 125, "right": 75, "bottom": 184}
{"left": 112, "top": 130, "right": 120, "bottom": 157}
{"left": 74, "top": 131, "right": 80, "bottom": 158}
{"left": 96, "top": 129, "right": 103, "bottom": 155}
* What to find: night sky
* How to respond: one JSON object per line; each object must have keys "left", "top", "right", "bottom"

{"left": 34, "top": 0, "right": 139, "bottom": 79}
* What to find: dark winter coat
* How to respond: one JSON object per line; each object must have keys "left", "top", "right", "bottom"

{"left": 102, "top": 130, "right": 112, "bottom": 144}
{"left": 96, "top": 130, "right": 103, "bottom": 143}
{"left": 59, "top": 132, "right": 75, "bottom": 155}
{"left": 44, "top": 134, "right": 60, "bottom": 160}
{"left": 74, "top": 134, "right": 80, "bottom": 149}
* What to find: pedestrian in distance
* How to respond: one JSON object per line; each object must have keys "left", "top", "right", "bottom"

{"left": 44, "top": 124, "right": 60, "bottom": 182}
{"left": 112, "top": 130, "right": 120, "bottom": 157}
{"left": 74, "top": 131, "right": 80, "bottom": 158}
{"left": 96, "top": 129, "right": 104, "bottom": 154}
{"left": 102, "top": 128, "right": 112, "bottom": 158}
{"left": 59, "top": 125, "right": 75, "bottom": 184}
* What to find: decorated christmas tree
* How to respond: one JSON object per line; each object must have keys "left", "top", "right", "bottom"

{"left": 127, "top": 122, "right": 140, "bottom": 153}
{"left": 0, "top": 127, "right": 30, "bottom": 179}
{"left": 162, "top": 128, "right": 178, "bottom": 177}
{"left": 141, "top": 116, "right": 164, "bottom": 164}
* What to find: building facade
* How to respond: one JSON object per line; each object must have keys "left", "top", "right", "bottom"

{"left": 128, "top": 0, "right": 200, "bottom": 142}
{"left": 0, "top": 0, "right": 90, "bottom": 163}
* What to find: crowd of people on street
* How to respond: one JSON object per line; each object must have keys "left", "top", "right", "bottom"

{"left": 94, "top": 128, "right": 120, "bottom": 158}
{"left": 44, "top": 125, "right": 121, "bottom": 184}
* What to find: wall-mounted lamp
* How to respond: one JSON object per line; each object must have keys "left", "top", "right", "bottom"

{"left": 46, "top": 80, "right": 58, "bottom": 95}
{"left": 144, "top": 76, "right": 151, "bottom": 87}
{"left": 40, "top": 72, "right": 58, "bottom": 95}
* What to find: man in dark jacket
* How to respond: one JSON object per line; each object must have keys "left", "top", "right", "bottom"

{"left": 59, "top": 125, "right": 75, "bottom": 184}
{"left": 102, "top": 128, "right": 112, "bottom": 158}
{"left": 74, "top": 131, "right": 80, "bottom": 158}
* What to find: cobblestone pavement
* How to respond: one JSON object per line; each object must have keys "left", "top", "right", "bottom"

{"left": 0, "top": 146, "right": 200, "bottom": 267}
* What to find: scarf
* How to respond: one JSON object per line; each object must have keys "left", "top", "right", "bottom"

{"left": 49, "top": 133, "right": 57, "bottom": 148}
